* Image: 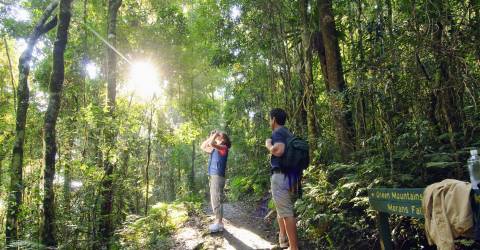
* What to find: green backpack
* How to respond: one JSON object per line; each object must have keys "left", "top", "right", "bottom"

{"left": 280, "top": 135, "right": 310, "bottom": 175}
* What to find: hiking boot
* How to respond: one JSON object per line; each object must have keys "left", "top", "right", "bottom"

{"left": 209, "top": 223, "right": 224, "bottom": 233}
{"left": 279, "top": 235, "right": 289, "bottom": 248}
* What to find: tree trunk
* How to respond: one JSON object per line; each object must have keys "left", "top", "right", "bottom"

{"left": 190, "top": 141, "right": 195, "bottom": 192}
{"left": 189, "top": 76, "right": 195, "bottom": 192}
{"left": 317, "top": 0, "right": 355, "bottom": 160}
{"left": 5, "top": 2, "right": 58, "bottom": 248}
{"left": 41, "top": 0, "right": 72, "bottom": 247}
{"left": 63, "top": 137, "right": 74, "bottom": 211}
{"left": 430, "top": 0, "right": 463, "bottom": 151}
{"left": 271, "top": 0, "right": 306, "bottom": 135}
{"left": 299, "top": 0, "right": 319, "bottom": 159}
{"left": 62, "top": 142, "right": 72, "bottom": 244}
{"left": 99, "top": 0, "right": 121, "bottom": 248}
{"left": 145, "top": 108, "right": 153, "bottom": 215}
{"left": 3, "top": 36, "right": 16, "bottom": 115}
{"left": 0, "top": 158, "right": 2, "bottom": 189}
{"left": 476, "top": 3, "right": 480, "bottom": 61}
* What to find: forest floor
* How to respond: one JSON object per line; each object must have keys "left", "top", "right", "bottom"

{"left": 172, "top": 201, "right": 280, "bottom": 250}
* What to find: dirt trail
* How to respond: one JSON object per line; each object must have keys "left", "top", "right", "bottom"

{"left": 172, "top": 202, "right": 278, "bottom": 250}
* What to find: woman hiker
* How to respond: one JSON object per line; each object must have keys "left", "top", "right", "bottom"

{"left": 201, "top": 130, "right": 231, "bottom": 233}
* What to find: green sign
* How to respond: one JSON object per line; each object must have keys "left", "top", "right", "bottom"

{"left": 368, "top": 188, "right": 424, "bottom": 218}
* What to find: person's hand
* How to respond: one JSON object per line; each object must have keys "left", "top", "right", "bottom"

{"left": 209, "top": 131, "right": 218, "bottom": 139}
{"left": 265, "top": 138, "right": 272, "bottom": 149}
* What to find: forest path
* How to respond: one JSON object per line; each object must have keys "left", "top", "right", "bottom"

{"left": 172, "top": 201, "right": 279, "bottom": 250}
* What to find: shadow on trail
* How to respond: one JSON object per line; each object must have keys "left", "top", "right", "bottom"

{"left": 206, "top": 202, "right": 276, "bottom": 249}
{"left": 211, "top": 230, "right": 254, "bottom": 250}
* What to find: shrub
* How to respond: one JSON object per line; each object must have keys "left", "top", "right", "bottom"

{"left": 116, "top": 202, "right": 189, "bottom": 249}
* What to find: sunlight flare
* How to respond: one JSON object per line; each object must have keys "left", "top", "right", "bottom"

{"left": 124, "top": 61, "right": 162, "bottom": 101}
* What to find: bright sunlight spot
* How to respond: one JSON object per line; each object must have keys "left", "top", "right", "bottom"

{"left": 9, "top": 5, "right": 31, "bottom": 22}
{"left": 85, "top": 62, "right": 99, "bottom": 79}
{"left": 124, "top": 61, "right": 162, "bottom": 101}
{"left": 54, "top": 174, "right": 83, "bottom": 190}
{"left": 223, "top": 221, "right": 274, "bottom": 249}
{"left": 182, "top": 4, "right": 191, "bottom": 15}
{"left": 230, "top": 5, "right": 241, "bottom": 20}
{"left": 14, "top": 38, "right": 27, "bottom": 54}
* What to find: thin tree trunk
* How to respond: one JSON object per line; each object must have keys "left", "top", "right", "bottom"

{"left": 3, "top": 36, "right": 16, "bottom": 115}
{"left": 63, "top": 137, "right": 74, "bottom": 211}
{"left": 41, "top": 0, "right": 73, "bottom": 247}
{"left": 299, "top": 0, "right": 319, "bottom": 159}
{"left": 191, "top": 141, "right": 195, "bottom": 192}
{"left": 81, "top": 0, "right": 89, "bottom": 159}
{"left": 0, "top": 158, "right": 3, "bottom": 195}
{"left": 99, "top": 0, "right": 121, "bottom": 248}
{"left": 272, "top": 0, "right": 304, "bottom": 134}
{"left": 189, "top": 76, "right": 195, "bottom": 192}
{"left": 317, "top": 0, "right": 355, "bottom": 160}
{"left": 145, "top": 107, "right": 153, "bottom": 215}
{"left": 431, "top": 0, "right": 463, "bottom": 149}
{"left": 5, "top": 2, "right": 58, "bottom": 248}
{"left": 476, "top": 2, "right": 480, "bottom": 60}
{"left": 62, "top": 142, "right": 72, "bottom": 244}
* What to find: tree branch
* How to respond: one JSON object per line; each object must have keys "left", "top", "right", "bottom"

{"left": 41, "top": 16, "right": 58, "bottom": 34}
{"left": 31, "top": 0, "right": 60, "bottom": 40}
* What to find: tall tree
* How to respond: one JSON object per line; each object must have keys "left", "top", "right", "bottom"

{"left": 145, "top": 107, "right": 153, "bottom": 215}
{"left": 99, "top": 0, "right": 122, "bottom": 248}
{"left": 3, "top": 36, "right": 16, "bottom": 114}
{"left": 430, "top": 0, "right": 464, "bottom": 151}
{"left": 317, "top": 0, "right": 355, "bottom": 159}
{"left": 5, "top": 1, "right": 58, "bottom": 248}
{"left": 299, "top": 0, "right": 319, "bottom": 158}
{"left": 41, "top": 0, "right": 73, "bottom": 247}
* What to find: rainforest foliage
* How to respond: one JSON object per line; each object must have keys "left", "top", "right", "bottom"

{"left": 0, "top": 0, "right": 479, "bottom": 249}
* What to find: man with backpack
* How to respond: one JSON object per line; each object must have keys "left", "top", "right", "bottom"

{"left": 265, "top": 108, "right": 308, "bottom": 250}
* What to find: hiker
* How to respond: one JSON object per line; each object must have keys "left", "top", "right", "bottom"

{"left": 265, "top": 108, "right": 299, "bottom": 250}
{"left": 201, "top": 130, "right": 231, "bottom": 233}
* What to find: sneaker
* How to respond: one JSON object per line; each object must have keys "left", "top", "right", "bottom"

{"left": 209, "top": 223, "right": 224, "bottom": 233}
{"left": 279, "top": 235, "right": 289, "bottom": 248}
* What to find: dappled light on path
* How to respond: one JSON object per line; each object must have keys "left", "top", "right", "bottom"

{"left": 202, "top": 202, "right": 276, "bottom": 250}
{"left": 222, "top": 219, "right": 275, "bottom": 250}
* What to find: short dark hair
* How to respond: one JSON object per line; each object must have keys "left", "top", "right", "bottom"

{"left": 270, "top": 108, "right": 287, "bottom": 125}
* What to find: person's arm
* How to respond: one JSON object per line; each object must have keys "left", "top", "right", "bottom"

{"left": 201, "top": 133, "right": 217, "bottom": 153}
{"left": 265, "top": 139, "right": 285, "bottom": 157}
{"left": 211, "top": 142, "right": 227, "bottom": 151}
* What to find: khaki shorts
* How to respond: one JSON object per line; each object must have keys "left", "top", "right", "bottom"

{"left": 271, "top": 173, "right": 296, "bottom": 218}
{"left": 210, "top": 175, "right": 225, "bottom": 220}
